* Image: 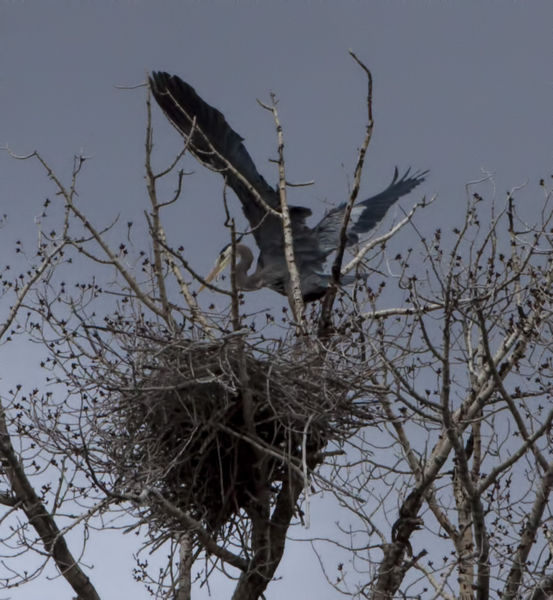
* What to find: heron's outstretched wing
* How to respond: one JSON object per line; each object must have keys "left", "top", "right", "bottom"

{"left": 150, "top": 73, "right": 428, "bottom": 301}
{"left": 149, "top": 72, "right": 284, "bottom": 254}
{"left": 313, "top": 168, "right": 428, "bottom": 254}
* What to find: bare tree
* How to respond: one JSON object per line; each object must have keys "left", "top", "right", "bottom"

{"left": 312, "top": 180, "right": 553, "bottom": 600}
{"left": 0, "top": 164, "right": 102, "bottom": 600}
{"left": 1, "top": 61, "right": 552, "bottom": 600}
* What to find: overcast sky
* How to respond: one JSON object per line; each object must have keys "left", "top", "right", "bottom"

{"left": 1, "top": 2, "right": 553, "bottom": 599}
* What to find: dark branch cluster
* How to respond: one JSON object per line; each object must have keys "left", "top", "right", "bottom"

{"left": 88, "top": 326, "right": 375, "bottom": 541}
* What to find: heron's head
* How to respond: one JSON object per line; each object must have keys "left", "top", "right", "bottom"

{"left": 198, "top": 244, "right": 233, "bottom": 293}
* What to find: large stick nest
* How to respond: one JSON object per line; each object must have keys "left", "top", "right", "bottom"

{"left": 106, "top": 333, "right": 371, "bottom": 534}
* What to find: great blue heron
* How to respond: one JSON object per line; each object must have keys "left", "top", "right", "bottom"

{"left": 149, "top": 72, "right": 427, "bottom": 302}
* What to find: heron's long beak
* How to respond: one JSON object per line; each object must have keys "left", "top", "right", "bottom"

{"left": 198, "top": 251, "right": 232, "bottom": 293}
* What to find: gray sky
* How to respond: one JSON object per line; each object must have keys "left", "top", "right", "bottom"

{"left": 1, "top": 2, "right": 552, "bottom": 599}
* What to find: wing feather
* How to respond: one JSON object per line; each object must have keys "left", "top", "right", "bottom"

{"left": 314, "top": 168, "right": 428, "bottom": 254}
{"left": 149, "top": 72, "right": 283, "bottom": 254}
{"left": 150, "top": 72, "right": 428, "bottom": 301}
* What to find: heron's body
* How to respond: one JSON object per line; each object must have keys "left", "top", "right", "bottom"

{"left": 149, "top": 72, "right": 427, "bottom": 301}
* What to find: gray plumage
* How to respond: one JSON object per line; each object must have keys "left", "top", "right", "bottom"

{"left": 149, "top": 71, "right": 427, "bottom": 301}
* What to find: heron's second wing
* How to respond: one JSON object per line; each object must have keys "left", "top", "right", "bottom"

{"left": 314, "top": 168, "right": 428, "bottom": 254}
{"left": 149, "top": 72, "right": 282, "bottom": 251}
